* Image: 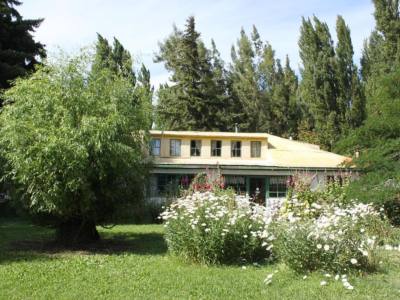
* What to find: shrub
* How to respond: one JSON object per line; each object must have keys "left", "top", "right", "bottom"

{"left": 0, "top": 51, "right": 151, "bottom": 244}
{"left": 160, "top": 191, "right": 275, "bottom": 264}
{"left": 383, "top": 197, "right": 400, "bottom": 226}
{"left": 274, "top": 199, "right": 387, "bottom": 274}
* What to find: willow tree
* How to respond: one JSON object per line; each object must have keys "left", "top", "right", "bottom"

{"left": 0, "top": 51, "right": 151, "bottom": 244}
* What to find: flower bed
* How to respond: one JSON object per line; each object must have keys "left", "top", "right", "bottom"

{"left": 160, "top": 191, "right": 275, "bottom": 264}
{"left": 273, "top": 200, "right": 384, "bottom": 274}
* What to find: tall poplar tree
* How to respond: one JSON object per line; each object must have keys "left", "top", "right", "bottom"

{"left": 92, "top": 34, "right": 152, "bottom": 129}
{"left": 229, "top": 28, "right": 267, "bottom": 132}
{"left": 361, "top": 0, "right": 400, "bottom": 81}
{"left": 335, "top": 15, "right": 365, "bottom": 130}
{"left": 92, "top": 34, "right": 135, "bottom": 85}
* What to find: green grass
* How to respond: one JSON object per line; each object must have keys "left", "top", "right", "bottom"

{"left": 1, "top": 219, "right": 400, "bottom": 299}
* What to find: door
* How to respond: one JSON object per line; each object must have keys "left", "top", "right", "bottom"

{"left": 249, "top": 177, "right": 266, "bottom": 205}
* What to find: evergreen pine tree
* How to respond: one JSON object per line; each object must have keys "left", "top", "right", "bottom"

{"left": 0, "top": 0, "right": 45, "bottom": 105}
{"left": 155, "top": 16, "right": 228, "bottom": 131}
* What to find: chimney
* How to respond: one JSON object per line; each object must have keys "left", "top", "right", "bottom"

{"left": 234, "top": 123, "right": 239, "bottom": 133}
{"left": 289, "top": 136, "right": 293, "bottom": 140}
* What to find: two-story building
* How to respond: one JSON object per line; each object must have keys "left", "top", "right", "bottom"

{"left": 147, "top": 130, "right": 352, "bottom": 206}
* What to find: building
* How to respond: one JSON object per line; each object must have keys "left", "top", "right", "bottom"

{"left": 147, "top": 130, "right": 352, "bottom": 206}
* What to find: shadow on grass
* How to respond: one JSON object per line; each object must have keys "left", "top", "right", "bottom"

{"left": 0, "top": 220, "right": 167, "bottom": 265}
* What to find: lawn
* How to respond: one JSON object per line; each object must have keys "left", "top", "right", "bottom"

{"left": 1, "top": 219, "right": 400, "bottom": 300}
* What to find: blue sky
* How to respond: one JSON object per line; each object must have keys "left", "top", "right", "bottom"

{"left": 20, "top": 0, "right": 375, "bottom": 88}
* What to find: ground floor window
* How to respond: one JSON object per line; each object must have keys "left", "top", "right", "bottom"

{"left": 151, "top": 173, "right": 291, "bottom": 200}
{"left": 155, "top": 174, "right": 194, "bottom": 196}
{"left": 224, "top": 176, "right": 246, "bottom": 195}
{"left": 269, "top": 176, "right": 288, "bottom": 198}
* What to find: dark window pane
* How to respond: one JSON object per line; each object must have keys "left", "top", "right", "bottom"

{"left": 231, "top": 141, "right": 241, "bottom": 157}
{"left": 190, "top": 140, "right": 201, "bottom": 156}
{"left": 211, "top": 140, "right": 222, "bottom": 157}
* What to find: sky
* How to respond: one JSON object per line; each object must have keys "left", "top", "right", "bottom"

{"left": 20, "top": 0, "right": 376, "bottom": 88}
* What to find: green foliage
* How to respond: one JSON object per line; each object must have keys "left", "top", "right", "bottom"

{"left": 155, "top": 17, "right": 229, "bottom": 131}
{"left": 0, "top": 0, "right": 46, "bottom": 99}
{"left": 336, "top": 66, "right": 400, "bottom": 225}
{"left": 0, "top": 50, "right": 151, "bottom": 227}
{"left": 229, "top": 27, "right": 300, "bottom": 136}
{"left": 337, "top": 1, "right": 400, "bottom": 225}
{"left": 298, "top": 16, "right": 365, "bottom": 149}
{"left": 92, "top": 33, "right": 136, "bottom": 85}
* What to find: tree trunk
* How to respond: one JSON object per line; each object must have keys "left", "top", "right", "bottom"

{"left": 56, "top": 218, "right": 100, "bottom": 245}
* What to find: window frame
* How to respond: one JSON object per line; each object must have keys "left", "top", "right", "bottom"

{"left": 250, "top": 141, "right": 261, "bottom": 158}
{"left": 269, "top": 176, "right": 288, "bottom": 198}
{"left": 169, "top": 139, "right": 181, "bottom": 157}
{"left": 231, "top": 140, "right": 241, "bottom": 157}
{"left": 150, "top": 138, "right": 161, "bottom": 156}
{"left": 211, "top": 140, "right": 222, "bottom": 157}
{"left": 190, "top": 139, "right": 202, "bottom": 157}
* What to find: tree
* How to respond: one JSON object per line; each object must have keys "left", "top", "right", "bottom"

{"left": 228, "top": 26, "right": 301, "bottom": 136}
{"left": 361, "top": 0, "right": 400, "bottom": 81}
{"left": 335, "top": 15, "right": 365, "bottom": 130}
{"left": 155, "top": 16, "right": 229, "bottom": 131}
{"left": 0, "top": 51, "right": 151, "bottom": 244}
{"left": 337, "top": 1, "right": 400, "bottom": 225}
{"left": 229, "top": 28, "right": 267, "bottom": 132}
{"left": 0, "top": 0, "right": 45, "bottom": 104}
{"left": 336, "top": 66, "right": 400, "bottom": 223}
{"left": 92, "top": 33, "right": 135, "bottom": 85}
{"left": 137, "top": 63, "right": 154, "bottom": 129}
{"left": 298, "top": 16, "right": 339, "bottom": 149}
{"left": 298, "top": 16, "right": 364, "bottom": 149}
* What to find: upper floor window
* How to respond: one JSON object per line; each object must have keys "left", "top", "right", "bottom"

{"left": 150, "top": 138, "right": 161, "bottom": 156}
{"left": 251, "top": 141, "right": 261, "bottom": 158}
{"left": 211, "top": 140, "right": 222, "bottom": 157}
{"left": 190, "top": 140, "right": 201, "bottom": 156}
{"left": 231, "top": 140, "right": 241, "bottom": 157}
{"left": 170, "top": 139, "right": 181, "bottom": 156}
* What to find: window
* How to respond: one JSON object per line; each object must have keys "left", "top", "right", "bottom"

{"left": 150, "top": 138, "right": 161, "bottom": 156}
{"left": 231, "top": 141, "right": 241, "bottom": 157}
{"left": 251, "top": 141, "right": 261, "bottom": 157}
{"left": 269, "top": 176, "right": 288, "bottom": 198}
{"left": 156, "top": 174, "right": 194, "bottom": 196}
{"left": 170, "top": 139, "right": 181, "bottom": 156}
{"left": 190, "top": 140, "right": 201, "bottom": 156}
{"left": 224, "top": 176, "right": 246, "bottom": 195}
{"left": 211, "top": 140, "right": 222, "bottom": 157}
